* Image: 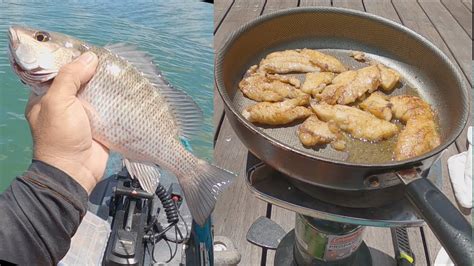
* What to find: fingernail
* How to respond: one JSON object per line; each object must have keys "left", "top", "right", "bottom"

{"left": 77, "top": 52, "right": 96, "bottom": 65}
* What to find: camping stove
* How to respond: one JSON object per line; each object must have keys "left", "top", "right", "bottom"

{"left": 245, "top": 153, "right": 442, "bottom": 265}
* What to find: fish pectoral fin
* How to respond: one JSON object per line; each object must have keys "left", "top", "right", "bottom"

{"left": 123, "top": 158, "right": 160, "bottom": 193}
{"left": 105, "top": 43, "right": 204, "bottom": 141}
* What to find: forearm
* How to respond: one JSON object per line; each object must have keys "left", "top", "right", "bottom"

{"left": 0, "top": 160, "right": 88, "bottom": 265}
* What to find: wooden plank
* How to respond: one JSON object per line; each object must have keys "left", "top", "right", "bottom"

{"left": 417, "top": 0, "right": 473, "bottom": 152}
{"left": 406, "top": 227, "right": 429, "bottom": 266}
{"left": 270, "top": 206, "right": 296, "bottom": 234}
{"left": 418, "top": 0, "right": 472, "bottom": 85}
{"left": 462, "top": 0, "right": 472, "bottom": 11}
{"left": 214, "top": 0, "right": 266, "bottom": 60}
{"left": 213, "top": 0, "right": 266, "bottom": 139}
{"left": 392, "top": 0, "right": 472, "bottom": 152}
{"left": 213, "top": 0, "right": 235, "bottom": 138}
{"left": 299, "top": 0, "right": 332, "bottom": 6}
{"left": 215, "top": 0, "right": 234, "bottom": 32}
{"left": 392, "top": 0, "right": 459, "bottom": 69}
{"left": 363, "top": 0, "right": 402, "bottom": 23}
{"left": 365, "top": 227, "right": 397, "bottom": 265}
{"left": 263, "top": 0, "right": 299, "bottom": 14}
{"left": 213, "top": 118, "right": 269, "bottom": 266}
{"left": 359, "top": 4, "right": 429, "bottom": 265}
{"left": 258, "top": 2, "right": 303, "bottom": 264}
{"left": 332, "top": 0, "right": 365, "bottom": 11}
{"left": 266, "top": 206, "right": 296, "bottom": 265}
{"left": 213, "top": 7, "right": 276, "bottom": 262}
{"left": 392, "top": 2, "right": 473, "bottom": 256}
{"left": 441, "top": 0, "right": 472, "bottom": 38}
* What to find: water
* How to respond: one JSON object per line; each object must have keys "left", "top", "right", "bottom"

{"left": 0, "top": 0, "right": 214, "bottom": 191}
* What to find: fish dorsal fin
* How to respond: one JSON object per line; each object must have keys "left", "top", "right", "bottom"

{"left": 105, "top": 43, "right": 203, "bottom": 140}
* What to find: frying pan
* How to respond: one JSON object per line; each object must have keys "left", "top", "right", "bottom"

{"left": 215, "top": 7, "right": 471, "bottom": 265}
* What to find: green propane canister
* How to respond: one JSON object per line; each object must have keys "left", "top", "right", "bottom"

{"left": 294, "top": 214, "right": 365, "bottom": 265}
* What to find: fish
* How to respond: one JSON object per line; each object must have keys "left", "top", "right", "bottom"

{"left": 297, "top": 115, "right": 346, "bottom": 150}
{"left": 8, "top": 25, "right": 235, "bottom": 225}
{"left": 390, "top": 95, "right": 440, "bottom": 160}
{"left": 317, "top": 65, "right": 381, "bottom": 105}
{"left": 359, "top": 91, "right": 392, "bottom": 121}
{"left": 301, "top": 72, "right": 334, "bottom": 96}
{"left": 310, "top": 101, "right": 399, "bottom": 142}
{"left": 238, "top": 67, "right": 304, "bottom": 102}
{"left": 316, "top": 64, "right": 400, "bottom": 105}
{"left": 258, "top": 49, "right": 347, "bottom": 74}
{"left": 242, "top": 96, "right": 312, "bottom": 125}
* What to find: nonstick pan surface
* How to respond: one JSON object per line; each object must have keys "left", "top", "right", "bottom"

{"left": 216, "top": 7, "right": 469, "bottom": 191}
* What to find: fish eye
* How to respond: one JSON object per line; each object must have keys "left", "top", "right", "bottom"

{"left": 34, "top": 31, "right": 50, "bottom": 42}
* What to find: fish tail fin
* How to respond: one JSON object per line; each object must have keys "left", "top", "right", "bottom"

{"left": 179, "top": 160, "right": 235, "bottom": 226}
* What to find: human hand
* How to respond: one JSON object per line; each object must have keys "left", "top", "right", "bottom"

{"left": 25, "top": 52, "right": 109, "bottom": 194}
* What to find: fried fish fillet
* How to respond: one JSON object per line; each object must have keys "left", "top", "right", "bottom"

{"left": 297, "top": 115, "right": 346, "bottom": 150}
{"left": 259, "top": 50, "right": 321, "bottom": 74}
{"left": 242, "top": 96, "right": 312, "bottom": 125}
{"left": 316, "top": 65, "right": 380, "bottom": 105}
{"left": 350, "top": 51, "right": 366, "bottom": 62}
{"left": 394, "top": 117, "right": 440, "bottom": 160}
{"left": 301, "top": 72, "right": 335, "bottom": 96}
{"left": 377, "top": 64, "right": 400, "bottom": 91}
{"left": 390, "top": 95, "right": 434, "bottom": 123}
{"left": 316, "top": 64, "right": 400, "bottom": 105}
{"left": 359, "top": 91, "right": 392, "bottom": 121}
{"left": 258, "top": 49, "right": 346, "bottom": 74}
{"left": 315, "top": 71, "right": 358, "bottom": 103}
{"left": 265, "top": 49, "right": 302, "bottom": 59}
{"left": 332, "top": 70, "right": 358, "bottom": 84}
{"left": 311, "top": 102, "right": 399, "bottom": 141}
{"left": 299, "top": 49, "right": 347, "bottom": 73}
{"left": 266, "top": 73, "right": 301, "bottom": 88}
{"left": 390, "top": 95, "right": 440, "bottom": 160}
{"left": 238, "top": 70, "right": 304, "bottom": 102}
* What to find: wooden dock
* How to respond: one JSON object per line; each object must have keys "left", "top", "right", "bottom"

{"left": 212, "top": 0, "right": 472, "bottom": 265}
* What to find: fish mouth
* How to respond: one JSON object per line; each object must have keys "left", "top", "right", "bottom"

{"left": 8, "top": 27, "right": 57, "bottom": 85}
{"left": 10, "top": 58, "right": 57, "bottom": 85}
{"left": 9, "top": 55, "right": 57, "bottom": 85}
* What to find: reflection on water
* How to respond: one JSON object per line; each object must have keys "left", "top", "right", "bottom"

{"left": 0, "top": 0, "right": 214, "bottom": 191}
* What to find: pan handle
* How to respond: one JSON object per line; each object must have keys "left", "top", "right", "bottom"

{"left": 403, "top": 176, "right": 472, "bottom": 265}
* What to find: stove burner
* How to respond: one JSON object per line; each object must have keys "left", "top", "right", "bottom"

{"left": 245, "top": 152, "right": 442, "bottom": 227}
{"left": 244, "top": 153, "right": 429, "bottom": 265}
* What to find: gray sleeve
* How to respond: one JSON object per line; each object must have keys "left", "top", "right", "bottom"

{"left": 0, "top": 160, "right": 88, "bottom": 265}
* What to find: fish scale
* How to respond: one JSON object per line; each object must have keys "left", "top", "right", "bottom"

{"left": 83, "top": 47, "right": 187, "bottom": 170}
{"left": 8, "top": 26, "right": 235, "bottom": 225}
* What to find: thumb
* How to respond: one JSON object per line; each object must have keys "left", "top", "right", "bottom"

{"left": 47, "top": 51, "right": 98, "bottom": 99}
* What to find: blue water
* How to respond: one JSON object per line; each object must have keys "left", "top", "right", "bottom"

{"left": 0, "top": 0, "right": 214, "bottom": 191}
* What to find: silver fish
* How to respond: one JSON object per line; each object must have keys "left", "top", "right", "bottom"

{"left": 8, "top": 25, "right": 235, "bottom": 225}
